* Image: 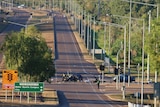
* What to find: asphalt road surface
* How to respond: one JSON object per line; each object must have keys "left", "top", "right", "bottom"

{"left": 45, "top": 12, "right": 128, "bottom": 107}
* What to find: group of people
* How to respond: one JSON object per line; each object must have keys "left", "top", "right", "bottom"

{"left": 62, "top": 73, "right": 83, "bottom": 82}
{"left": 62, "top": 73, "right": 101, "bottom": 89}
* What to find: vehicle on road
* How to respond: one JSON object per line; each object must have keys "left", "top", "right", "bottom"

{"left": 18, "top": 4, "right": 25, "bottom": 8}
{"left": 113, "top": 74, "right": 135, "bottom": 82}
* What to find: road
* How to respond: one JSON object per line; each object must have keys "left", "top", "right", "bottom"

{"left": 45, "top": 12, "right": 128, "bottom": 107}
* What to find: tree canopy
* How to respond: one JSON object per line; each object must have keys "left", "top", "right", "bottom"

{"left": 0, "top": 26, "right": 55, "bottom": 82}
{"left": 145, "top": 18, "right": 160, "bottom": 73}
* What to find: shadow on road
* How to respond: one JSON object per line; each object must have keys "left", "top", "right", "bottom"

{"left": 57, "top": 90, "right": 70, "bottom": 107}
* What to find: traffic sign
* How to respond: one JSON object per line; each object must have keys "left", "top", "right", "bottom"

{"left": 2, "top": 70, "right": 18, "bottom": 89}
{"left": 14, "top": 82, "right": 44, "bottom": 92}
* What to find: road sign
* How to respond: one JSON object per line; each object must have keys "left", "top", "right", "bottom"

{"left": 14, "top": 82, "right": 44, "bottom": 92}
{"left": 2, "top": 70, "right": 18, "bottom": 89}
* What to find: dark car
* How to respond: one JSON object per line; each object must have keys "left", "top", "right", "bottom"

{"left": 113, "top": 74, "right": 135, "bottom": 82}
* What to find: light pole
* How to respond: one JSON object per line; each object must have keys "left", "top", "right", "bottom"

{"left": 78, "top": 7, "right": 81, "bottom": 35}
{"left": 80, "top": 9, "right": 84, "bottom": 39}
{"left": 108, "top": 23, "right": 111, "bottom": 73}
{"left": 141, "top": 19, "right": 145, "bottom": 107}
{"left": 123, "top": 25, "right": 126, "bottom": 100}
{"left": 147, "top": 10, "right": 151, "bottom": 83}
{"left": 116, "top": 41, "right": 123, "bottom": 89}
{"left": 87, "top": 14, "right": 90, "bottom": 50}
{"left": 82, "top": 11, "right": 87, "bottom": 46}
{"left": 88, "top": 16, "right": 95, "bottom": 58}
{"left": 92, "top": 17, "right": 96, "bottom": 60}
{"left": 89, "top": 16, "right": 92, "bottom": 55}
{"left": 104, "top": 13, "right": 111, "bottom": 73}
{"left": 127, "top": 0, "right": 132, "bottom": 87}
{"left": 137, "top": 63, "right": 140, "bottom": 84}
{"left": 103, "top": 22, "right": 106, "bottom": 60}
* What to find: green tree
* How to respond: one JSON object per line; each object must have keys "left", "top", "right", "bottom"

{"left": 1, "top": 26, "right": 55, "bottom": 82}
{"left": 145, "top": 18, "right": 160, "bottom": 74}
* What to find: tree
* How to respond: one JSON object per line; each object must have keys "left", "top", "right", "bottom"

{"left": 0, "top": 26, "right": 55, "bottom": 82}
{"left": 145, "top": 18, "right": 160, "bottom": 74}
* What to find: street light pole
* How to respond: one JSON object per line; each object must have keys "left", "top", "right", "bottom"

{"left": 92, "top": 17, "right": 95, "bottom": 60}
{"left": 128, "top": 0, "right": 132, "bottom": 86}
{"left": 103, "top": 22, "right": 106, "bottom": 60}
{"left": 147, "top": 10, "right": 151, "bottom": 82}
{"left": 81, "top": 9, "right": 83, "bottom": 39}
{"left": 108, "top": 23, "right": 111, "bottom": 73}
{"left": 79, "top": 7, "right": 81, "bottom": 35}
{"left": 123, "top": 25, "right": 126, "bottom": 100}
{"left": 87, "top": 14, "right": 90, "bottom": 50}
{"left": 141, "top": 19, "right": 145, "bottom": 107}
{"left": 84, "top": 11, "right": 86, "bottom": 45}
{"left": 116, "top": 41, "right": 123, "bottom": 89}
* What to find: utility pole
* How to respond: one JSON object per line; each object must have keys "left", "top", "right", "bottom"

{"left": 93, "top": 17, "right": 95, "bottom": 60}
{"left": 141, "top": 19, "right": 145, "bottom": 107}
{"left": 103, "top": 22, "right": 106, "bottom": 60}
{"left": 87, "top": 14, "right": 90, "bottom": 50}
{"left": 147, "top": 10, "right": 151, "bottom": 82}
{"left": 97, "top": 0, "right": 100, "bottom": 20}
{"left": 128, "top": 0, "right": 132, "bottom": 86}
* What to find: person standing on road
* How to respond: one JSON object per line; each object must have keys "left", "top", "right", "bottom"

{"left": 97, "top": 79, "right": 100, "bottom": 89}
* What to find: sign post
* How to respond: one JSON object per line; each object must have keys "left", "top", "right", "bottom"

{"left": 2, "top": 70, "right": 18, "bottom": 101}
{"left": 14, "top": 82, "right": 44, "bottom": 92}
{"left": 2, "top": 70, "right": 18, "bottom": 89}
{"left": 14, "top": 82, "right": 44, "bottom": 104}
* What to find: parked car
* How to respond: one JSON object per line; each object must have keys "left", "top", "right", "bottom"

{"left": 113, "top": 74, "right": 135, "bottom": 82}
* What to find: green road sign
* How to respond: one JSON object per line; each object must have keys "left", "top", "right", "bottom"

{"left": 14, "top": 82, "right": 44, "bottom": 92}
